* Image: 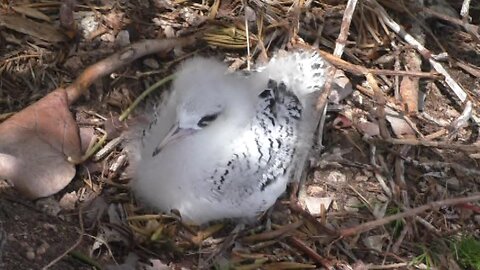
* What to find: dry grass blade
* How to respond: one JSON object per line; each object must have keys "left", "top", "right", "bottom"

{"left": 242, "top": 221, "right": 303, "bottom": 243}
{"left": 203, "top": 24, "right": 256, "bottom": 49}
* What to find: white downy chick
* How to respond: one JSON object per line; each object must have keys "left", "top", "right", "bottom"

{"left": 129, "top": 51, "right": 329, "bottom": 224}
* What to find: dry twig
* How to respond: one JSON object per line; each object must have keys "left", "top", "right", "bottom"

{"left": 340, "top": 193, "right": 480, "bottom": 237}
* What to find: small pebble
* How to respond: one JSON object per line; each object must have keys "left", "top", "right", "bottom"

{"left": 474, "top": 215, "right": 480, "bottom": 225}
{"left": 354, "top": 174, "right": 369, "bottom": 182}
{"left": 362, "top": 234, "right": 385, "bottom": 252}
{"left": 326, "top": 171, "right": 347, "bottom": 183}
{"left": 345, "top": 197, "right": 361, "bottom": 212}
{"left": 306, "top": 185, "right": 324, "bottom": 196}
{"left": 143, "top": 58, "right": 159, "bottom": 69}
{"left": 26, "top": 248, "right": 35, "bottom": 260}
{"left": 376, "top": 193, "right": 389, "bottom": 202}
{"left": 445, "top": 177, "right": 460, "bottom": 189}
{"left": 116, "top": 30, "right": 130, "bottom": 47}
{"left": 100, "top": 33, "right": 115, "bottom": 43}
{"left": 80, "top": 14, "right": 99, "bottom": 37}
{"left": 36, "top": 242, "right": 50, "bottom": 256}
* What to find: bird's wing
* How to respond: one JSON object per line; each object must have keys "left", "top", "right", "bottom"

{"left": 257, "top": 50, "right": 330, "bottom": 183}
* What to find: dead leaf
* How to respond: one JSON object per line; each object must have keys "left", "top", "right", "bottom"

{"left": 362, "top": 234, "right": 387, "bottom": 252}
{"left": 105, "top": 253, "right": 139, "bottom": 270}
{"left": 400, "top": 76, "right": 418, "bottom": 113}
{"left": 302, "top": 196, "right": 333, "bottom": 215}
{"left": 356, "top": 120, "right": 380, "bottom": 137}
{"left": 35, "top": 197, "right": 62, "bottom": 216}
{"left": 59, "top": 191, "right": 78, "bottom": 210}
{"left": 330, "top": 69, "right": 353, "bottom": 103}
{"left": 0, "top": 89, "right": 81, "bottom": 199}
{"left": 79, "top": 127, "right": 96, "bottom": 153}
{"left": 0, "top": 15, "right": 66, "bottom": 43}
{"left": 92, "top": 204, "right": 130, "bottom": 254}
{"left": 385, "top": 108, "right": 415, "bottom": 137}
{"left": 83, "top": 196, "right": 109, "bottom": 227}
{"left": 332, "top": 113, "right": 353, "bottom": 129}
{"left": 12, "top": 6, "right": 51, "bottom": 22}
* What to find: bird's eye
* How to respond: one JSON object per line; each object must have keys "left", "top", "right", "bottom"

{"left": 198, "top": 113, "right": 219, "bottom": 127}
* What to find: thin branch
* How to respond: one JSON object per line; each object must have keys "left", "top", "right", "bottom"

{"left": 369, "top": 137, "right": 480, "bottom": 153}
{"left": 340, "top": 193, "right": 480, "bottom": 237}
{"left": 65, "top": 35, "right": 199, "bottom": 105}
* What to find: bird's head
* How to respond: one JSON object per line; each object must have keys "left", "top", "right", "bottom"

{"left": 153, "top": 57, "right": 254, "bottom": 152}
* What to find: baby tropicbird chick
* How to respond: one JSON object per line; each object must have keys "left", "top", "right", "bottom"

{"left": 129, "top": 51, "right": 329, "bottom": 224}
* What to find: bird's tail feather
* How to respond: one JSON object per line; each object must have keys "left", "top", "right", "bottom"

{"left": 262, "top": 50, "right": 330, "bottom": 100}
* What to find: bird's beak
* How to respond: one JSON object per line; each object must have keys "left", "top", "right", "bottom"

{"left": 152, "top": 123, "right": 196, "bottom": 156}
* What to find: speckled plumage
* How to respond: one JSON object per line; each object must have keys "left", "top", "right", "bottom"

{"left": 128, "top": 51, "right": 329, "bottom": 224}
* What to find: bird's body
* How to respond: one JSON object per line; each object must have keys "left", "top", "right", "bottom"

{"left": 129, "top": 51, "right": 329, "bottom": 224}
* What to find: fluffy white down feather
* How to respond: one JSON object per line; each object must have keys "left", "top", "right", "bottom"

{"left": 128, "top": 51, "right": 329, "bottom": 224}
